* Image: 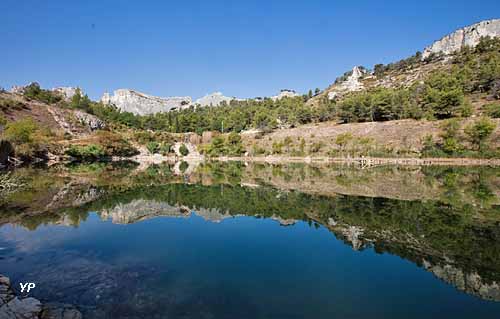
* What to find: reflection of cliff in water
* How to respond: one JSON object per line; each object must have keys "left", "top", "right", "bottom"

{"left": 323, "top": 215, "right": 500, "bottom": 301}
{"left": 99, "top": 199, "right": 237, "bottom": 224}
{"left": 2, "top": 162, "right": 500, "bottom": 301}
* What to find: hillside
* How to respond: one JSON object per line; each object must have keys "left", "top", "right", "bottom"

{"left": 1, "top": 19, "right": 500, "bottom": 165}
{"left": 308, "top": 18, "right": 500, "bottom": 108}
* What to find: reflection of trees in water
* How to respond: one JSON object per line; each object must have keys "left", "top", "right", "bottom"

{"left": 2, "top": 162, "right": 500, "bottom": 300}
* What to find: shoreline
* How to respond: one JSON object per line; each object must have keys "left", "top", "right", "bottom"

{"left": 126, "top": 154, "right": 500, "bottom": 167}
{"left": 213, "top": 156, "right": 500, "bottom": 166}
{"left": 6, "top": 154, "right": 500, "bottom": 169}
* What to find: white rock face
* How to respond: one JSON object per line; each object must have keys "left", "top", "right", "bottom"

{"left": 195, "top": 92, "right": 235, "bottom": 107}
{"left": 74, "top": 110, "right": 106, "bottom": 130}
{"left": 101, "top": 89, "right": 192, "bottom": 115}
{"left": 423, "top": 19, "right": 500, "bottom": 59}
{"left": 328, "top": 66, "right": 365, "bottom": 100}
{"left": 101, "top": 199, "right": 190, "bottom": 224}
{"left": 271, "top": 89, "right": 299, "bottom": 101}
{"left": 52, "top": 87, "right": 82, "bottom": 100}
{"left": 422, "top": 259, "right": 500, "bottom": 301}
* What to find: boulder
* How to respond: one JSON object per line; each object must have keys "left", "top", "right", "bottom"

{"left": 0, "top": 275, "right": 82, "bottom": 319}
{"left": 73, "top": 110, "right": 105, "bottom": 131}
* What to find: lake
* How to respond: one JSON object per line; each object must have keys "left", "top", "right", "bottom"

{"left": 1, "top": 161, "right": 500, "bottom": 318}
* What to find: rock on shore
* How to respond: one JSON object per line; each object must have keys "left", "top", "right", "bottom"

{"left": 0, "top": 275, "right": 81, "bottom": 319}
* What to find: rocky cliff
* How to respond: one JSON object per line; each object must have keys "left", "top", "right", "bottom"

{"left": 101, "top": 89, "right": 192, "bottom": 115}
{"left": 52, "top": 87, "right": 82, "bottom": 101}
{"left": 327, "top": 66, "right": 366, "bottom": 100}
{"left": 195, "top": 92, "right": 235, "bottom": 107}
{"left": 423, "top": 19, "right": 500, "bottom": 58}
{"left": 271, "top": 89, "right": 299, "bottom": 101}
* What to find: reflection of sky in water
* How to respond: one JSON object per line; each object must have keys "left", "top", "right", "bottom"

{"left": 1, "top": 212, "right": 500, "bottom": 318}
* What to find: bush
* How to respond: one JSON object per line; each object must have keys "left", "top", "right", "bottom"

{"left": 309, "top": 142, "right": 324, "bottom": 153}
{"left": 23, "top": 82, "right": 62, "bottom": 104}
{"left": 179, "top": 143, "right": 189, "bottom": 156}
{"left": 94, "top": 131, "right": 139, "bottom": 157}
{"left": 272, "top": 141, "right": 283, "bottom": 154}
{"left": 226, "top": 132, "right": 244, "bottom": 155}
{"left": 0, "top": 114, "right": 7, "bottom": 127}
{"left": 464, "top": 117, "right": 496, "bottom": 152}
{"left": 3, "top": 118, "right": 37, "bottom": 144}
{"left": 207, "top": 136, "right": 226, "bottom": 156}
{"left": 483, "top": 102, "right": 500, "bottom": 118}
{"left": 146, "top": 141, "right": 160, "bottom": 154}
{"left": 66, "top": 144, "right": 106, "bottom": 161}
{"left": 159, "top": 143, "right": 171, "bottom": 155}
{"left": 335, "top": 133, "right": 353, "bottom": 151}
{"left": 0, "top": 98, "right": 24, "bottom": 111}
{"left": 439, "top": 119, "right": 463, "bottom": 155}
{"left": 2, "top": 118, "right": 53, "bottom": 159}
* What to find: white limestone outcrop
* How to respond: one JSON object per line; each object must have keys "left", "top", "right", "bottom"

{"left": 195, "top": 92, "right": 235, "bottom": 107}
{"left": 74, "top": 110, "right": 105, "bottom": 131}
{"left": 422, "top": 259, "right": 500, "bottom": 301}
{"left": 328, "top": 66, "right": 365, "bottom": 100}
{"left": 101, "top": 89, "right": 192, "bottom": 115}
{"left": 423, "top": 19, "right": 500, "bottom": 59}
{"left": 52, "top": 87, "right": 82, "bottom": 100}
{"left": 271, "top": 89, "right": 299, "bottom": 101}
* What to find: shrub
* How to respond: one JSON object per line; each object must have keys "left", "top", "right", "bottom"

{"left": 66, "top": 144, "right": 106, "bottom": 161}
{"left": 483, "top": 102, "right": 500, "bottom": 118}
{"left": 226, "top": 132, "right": 244, "bottom": 155}
{"left": 3, "top": 118, "right": 37, "bottom": 144}
{"left": 159, "top": 143, "right": 171, "bottom": 155}
{"left": 464, "top": 117, "right": 496, "bottom": 152}
{"left": 335, "top": 133, "right": 353, "bottom": 151}
{"left": 459, "top": 99, "right": 473, "bottom": 117}
{"left": 439, "top": 119, "right": 463, "bottom": 155}
{"left": 0, "top": 114, "right": 7, "bottom": 127}
{"left": 23, "top": 82, "right": 62, "bottom": 104}
{"left": 272, "top": 141, "right": 283, "bottom": 154}
{"left": 146, "top": 141, "right": 160, "bottom": 154}
{"left": 309, "top": 142, "right": 324, "bottom": 153}
{"left": 208, "top": 136, "right": 226, "bottom": 156}
{"left": 251, "top": 144, "right": 266, "bottom": 155}
{"left": 2, "top": 118, "right": 53, "bottom": 159}
{"left": 179, "top": 161, "right": 189, "bottom": 173}
{"left": 0, "top": 98, "right": 24, "bottom": 111}
{"left": 94, "top": 131, "right": 139, "bottom": 157}
{"left": 179, "top": 143, "right": 189, "bottom": 156}
{"left": 133, "top": 130, "right": 155, "bottom": 144}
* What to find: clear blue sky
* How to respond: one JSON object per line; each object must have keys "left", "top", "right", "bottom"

{"left": 2, "top": 0, "right": 499, "bottom": 100}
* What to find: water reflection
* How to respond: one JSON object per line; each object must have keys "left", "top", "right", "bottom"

{"left": 1, "top": 162, "right": 500, "bottom": 317}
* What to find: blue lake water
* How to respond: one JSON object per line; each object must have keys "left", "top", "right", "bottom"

{"left": 1, "top": 163, "right": 500, "bottom": 318}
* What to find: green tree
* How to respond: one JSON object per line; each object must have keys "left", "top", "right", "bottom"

{"left": 179, "top": 143, "right": 189, "bottom": 156}
{"left": 226, "top": 132, "right": 244, "bottom": 155}
{"left": 464, "top": 117, "right": 496, "bottom": 152}
{"left": 439, "top": 119, "right": 463, "bottom": 155}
